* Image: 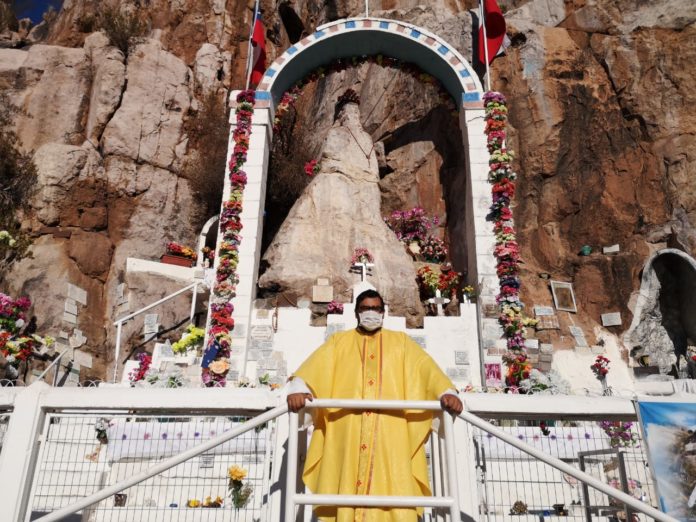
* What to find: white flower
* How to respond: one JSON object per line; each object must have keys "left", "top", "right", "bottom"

{"left": 14, "top": 319, "right": 24, "bottom": 329}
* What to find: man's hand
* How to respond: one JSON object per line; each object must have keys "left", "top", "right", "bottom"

{"left": 287, "top": 393, "right": 313, "bottom": 413}
{"left": 440, "top": 394, "right": 463, "bottom": 416}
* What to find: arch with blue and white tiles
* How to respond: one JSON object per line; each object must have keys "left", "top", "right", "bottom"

{"left": 255, "top": 17, "right": 483, "bottom": 110}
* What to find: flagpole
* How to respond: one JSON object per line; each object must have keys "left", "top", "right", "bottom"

{"left": 365, "top": 0, "right": 369, "bottom": 17}
{"left": 245, "top": 0, "right": 260, "bottom": 90}
{"left": 480, "top": 0, "right": 491, "bottom": 92}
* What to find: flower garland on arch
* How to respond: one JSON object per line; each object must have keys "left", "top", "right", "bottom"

{"left": 273, "top": 54, "right": 457, "bottom": 132}
{"left": 201, "top": 90, "right": 255, "bottom": 387}
{"left": 483, "top": 92, "right": 537, "bottom": 390}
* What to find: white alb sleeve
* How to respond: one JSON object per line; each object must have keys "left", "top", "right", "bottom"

{"left": 285, "top": 377, "right": 312, "bottom": 396}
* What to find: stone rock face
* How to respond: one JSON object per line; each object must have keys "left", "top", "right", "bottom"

{"left": 260, "top": 102, "right": 424, "bottom": 322}
{"left": 31, "top": 143, "right": 100, "bottom": 225}
{"left": 101, "top": 39, "right": 191, "bottom": 171}
{"left": 13, "top": 44, "right": 90, "bottom": 150}
{"left": 84, "top": 32, "right": 126, "bottom": 144}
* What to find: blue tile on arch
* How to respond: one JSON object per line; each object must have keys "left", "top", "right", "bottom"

{"left": 265, "top": 68, "right": 277, "bottom": 77}
{"left": 379, "top": 21, "right": 389, "bottom": 29}
{"left": 345, "top": 20, "right": 356, "bottom": 28}
{"left": 438, "top": 45, "right": 449, "bottom": 55}
{"left": 459, "top": 68, "right": 471, "bottom": 78}
{"left": 410, "top": 29, "right": 421, "bottom": 39}
{"left": 463, "top": 92, "right": 481, "bottom": 102}
{"left": 255, "top": 91, "right": 271, "bottom": 101}
{"left": 287, "top": 46, "right": 298, "bottom": 55}
{"left": 314, "top": 30, "right": 325, "bottom": 38}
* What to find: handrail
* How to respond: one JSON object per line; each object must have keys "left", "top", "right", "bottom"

{"left": 458, "top": 408, "right": 678, "bottom": 522}
{"left": 33, "top": 403, "right": 288, "bottom": 522}
{"left": 35, "top": 349, "right": 70, "bottom": 387}
{"left": 112, "top": 282, "right": 199, "bottom": 382}
{"left": 286, "top": 400, "right": 461, "bottom": 521}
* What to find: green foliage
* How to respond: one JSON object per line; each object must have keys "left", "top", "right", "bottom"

{"left": 181, "top": 92, "right": 230, "bottom": 225}
{"left": 0, "top": 92, "right": 36, "bottom": 270}
{"left": 97, "top": 6, "right": 147, "bottom": 55}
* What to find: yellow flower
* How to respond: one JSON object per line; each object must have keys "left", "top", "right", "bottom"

{"left": 209, "top": 359, "right": 230, "bottom": 375}
{"left": 187, "top": 499, "right": 200, "bottom": 508}
{"left": 228, "top": 465, "right": 247, "bottom": 481}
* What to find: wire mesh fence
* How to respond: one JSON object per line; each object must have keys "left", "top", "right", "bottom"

{"left": 472, "top": 418, "right": 656, "bottom": 522}
{"left": 26, "top": 413, "right": 276, "bottom": 522}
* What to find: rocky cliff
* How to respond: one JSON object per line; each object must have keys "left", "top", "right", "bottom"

{"left": 0, "top": 0, "right": 694, "bottom": 380}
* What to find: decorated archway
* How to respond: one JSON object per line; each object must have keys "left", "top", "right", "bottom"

{"left": 211, "top": 17, "right": 497, "bottom": 381}
{"left": 255, "top": 18, "right": 483, "bottom": 109}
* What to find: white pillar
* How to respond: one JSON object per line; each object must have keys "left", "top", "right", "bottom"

{"left": 217, "top": 91, "right": 274, "bottom": 380}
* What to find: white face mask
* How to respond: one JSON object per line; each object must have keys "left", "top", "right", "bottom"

{"left": 358, "top": 310, "right": 383, "bottom": 331}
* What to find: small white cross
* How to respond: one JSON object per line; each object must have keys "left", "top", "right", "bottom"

{"left": 427, "top": 289, "right": 450, "bottom": 316}
{"left": 351, "top": 262, "right": 374, "bottom": 282}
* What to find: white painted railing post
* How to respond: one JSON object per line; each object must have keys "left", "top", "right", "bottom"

{"left": 442, "top": 412, "right": 461, "bottom": 521}
{"left": 0, "top": 383, "right": 45, "bottom": 522}
{"left": 285, "top": 411, "right": 299, "bottom": 522}
{"left": 113, "top": 321, "right": 123, "bottom": 383}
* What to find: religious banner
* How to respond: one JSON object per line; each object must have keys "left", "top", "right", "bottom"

{"left": 637, "top": 400, "right": 696, "bottom": 519}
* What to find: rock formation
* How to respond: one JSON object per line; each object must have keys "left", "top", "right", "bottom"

{"left": 0, "top": 0, "right": 693, "bottom": 380}
{"left": 260, "top": 99, "right": 424, "bottom": 322}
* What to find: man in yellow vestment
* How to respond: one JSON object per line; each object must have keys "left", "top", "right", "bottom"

{"left": 287, "top": 289, "right": 463, "bottom": 522}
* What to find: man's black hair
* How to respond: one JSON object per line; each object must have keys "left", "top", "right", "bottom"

{"left": 355, "top": 289, "right": 385, "bottom": 310}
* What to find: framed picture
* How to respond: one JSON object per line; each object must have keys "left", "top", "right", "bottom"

{"left": 484, "top": 361, "right": 502, "bottom": 388}
{"left": 550, "top": 280, "right": 577, "bottom": 313}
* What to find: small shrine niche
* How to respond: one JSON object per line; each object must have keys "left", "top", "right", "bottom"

{"left": 627, "top": 250, "right": 696, "bottom": 377}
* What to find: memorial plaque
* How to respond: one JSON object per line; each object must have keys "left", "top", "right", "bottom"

{"left": 534, "top": 306, "right": 555, "bottom": 317}
{"left": 536, "top": 315, "right": 560, "bottom": 330}
{"left": 250, "top": 339, "right": 274, "bottom": 351}
{"left": 250, "top": 325, "right": 273, "bottom": 341}
{"left": 67, "top": 283, "right": 87, "bottom": 306}
{"left": 410, "top": 335, "right": 427, "bottom": 350}
{"left": 526, "top": 339, "right": 539, "bottom": 349}
{"left": 454, "top": 351, "right": 468, "bottom": 365}
{"left": 69, "top": 330, "right": 86, "bottom": 348}
{"left": 261, "top": 349, "right": 274, "bottom": 359}
{"left": 255, "top": 309, "right": 269, "bottom": 319}
{"left": 262, "top": 359, "right": 278, "bottom": 370}
{"left": 143, "top": 314, "right": 158, "bottom": 334}
{"left": 540, "top": 343, "right": 554, "bottom": 354}
{"left": 316, "top": 278, "right": 330, "bottom": 286}
{"left": 247, "top": 349, "right": 261, "bottom": 361}
{"left": 64, "top": 300, "right": 78, "bottom": 315}
{"left": 446, "top": 367, "right": 459, "bottom": 378}
{"left": 227, "top": 370, "right": 240, "bottom": 382}
{"left": 63, "top": 311, "right": 77, "bottom": 324}
{"left": 457, "top": 368, "right": 470, "bottom": 380}
{"left": 601, "top": 312, "right": 622, "bottom": 327}
{"left": 603, "top": 244, "right": 620, "bottom": 255}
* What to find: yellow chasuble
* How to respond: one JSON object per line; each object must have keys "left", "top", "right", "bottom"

{"left": 293, "top": 328, "right": 455, "bottom": 522}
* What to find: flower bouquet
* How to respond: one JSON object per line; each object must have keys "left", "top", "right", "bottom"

{"left": 327, "top": 300, "right": 344, "bottom": 315}
{"left": 228, "top": 465, "right": 253, "bottom": 509}
{"left": 420, "top": 236, "right": 448, "bottom": 263}
{"left": 351, "top": 248, "right": 373, "bottom": 265}
{"left": 591, "top": 355, "right": 610, "bottom": 380}
{"left": 304, "top": 159, "right": 320, "bottom": 177}
{"left": 172, "top": 324, "right": 205, "bottom": 357}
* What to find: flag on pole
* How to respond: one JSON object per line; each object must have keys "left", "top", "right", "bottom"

{"left": 249, "top": 8, "right": 266, "bottom": 88}
{"left": 478, "top": 0, "right": 507, "bottom": 65}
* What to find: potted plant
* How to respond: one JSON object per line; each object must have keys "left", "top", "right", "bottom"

{"left": 161, "top": 242, "right": 197, "bottom": 267}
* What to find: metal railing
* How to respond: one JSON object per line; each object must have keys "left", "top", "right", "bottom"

{"left": 34, "top": 348, "right": 70, "bottom": 387}
{"left": 285, "top": 399, "right": 461, "bottom": 521}
{"left": 25, "top": 396, "right": 679, "bottom": 522}
{"left": 112, "top": 282, "right": 201, "bottom": 382}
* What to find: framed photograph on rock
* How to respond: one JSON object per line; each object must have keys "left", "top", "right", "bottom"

{"left": 550, "top": 280, "right": 577, "bottom": 313}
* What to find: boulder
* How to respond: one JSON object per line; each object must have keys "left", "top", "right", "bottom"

{"left": 193, "top": 43, "right": 229, "bottom": 94}
{"left": 260, "top": 101, "right": 423, "bottom": 322}
{"left": 14, "top": 44, "right": 90, "bottom": 151}
{"left": 84, "top": 32, "right": 126, "bottom": 144}
{"left": 101, "top": 39, "right": 191, "bottom": 171}
{"left": 32, "top": 143, "right": 101, "bottom": 225}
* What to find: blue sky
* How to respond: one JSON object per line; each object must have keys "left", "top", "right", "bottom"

{"left": 12, "top": 0, "right": 63, "bottom": 23}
